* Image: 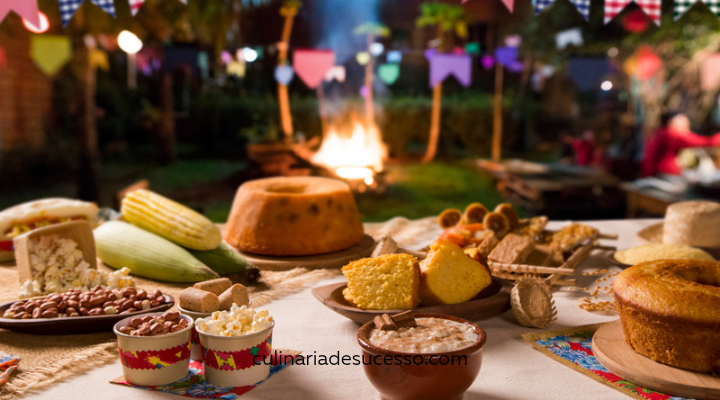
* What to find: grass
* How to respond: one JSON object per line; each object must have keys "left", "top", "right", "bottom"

{"left": 356, "top": 162, "right": 504, "bottom": 222}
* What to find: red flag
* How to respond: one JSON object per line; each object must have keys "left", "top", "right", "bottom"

{"left": 605, "top": 0, "right": 661, "bottom": 25}
{"left": 0, "top": 0, "right": 40, "bottom": 27}
{"left": 293, "top": 49, "right": 335, "bottom": 89}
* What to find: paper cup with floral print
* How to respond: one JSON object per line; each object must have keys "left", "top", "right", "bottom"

{"left": 114, "top": 313, "right": 194, "bottom": 386}
{"left": 196, "top": 318, "right": 274, "bottom": 387}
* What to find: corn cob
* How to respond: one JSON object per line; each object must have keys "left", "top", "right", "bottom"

{"left": 187, "top": 241, "right": 254, "bottom": 275}
{"left": 95, "top": 221, "right": 220, "bottom": 283}
{"left": 121, "top": 189, "right": 221, "bottom": 251}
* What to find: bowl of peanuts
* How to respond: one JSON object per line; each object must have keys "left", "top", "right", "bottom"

{"left": 114, "top": 311, "right": 194, "bottom": 386}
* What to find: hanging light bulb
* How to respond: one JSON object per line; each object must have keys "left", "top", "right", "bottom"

{"left": 118, "top": 31, "right": 143, "bottom": 54}
{"left": 22, "top": 12, "right": 50, "bottom": 34}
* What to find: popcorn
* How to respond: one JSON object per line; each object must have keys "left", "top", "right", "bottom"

{"left": 198, "top": 305, "right": 273, "bottom": 337}
{"left": 17, "top": 235, "right": 135, "bottom": 299}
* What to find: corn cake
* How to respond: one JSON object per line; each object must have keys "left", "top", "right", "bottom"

{"left": 342, "top": 253, "right": 420, "bottom": 310}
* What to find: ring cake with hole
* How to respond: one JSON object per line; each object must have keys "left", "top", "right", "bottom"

{"left": 224, "top": 176, "right": 364, "bottom": 256}
{"left": 613, "top": 259, "right": 720, "bottom": 374}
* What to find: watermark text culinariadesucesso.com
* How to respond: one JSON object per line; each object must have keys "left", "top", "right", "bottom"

{"left": 253, "top": 351, "right": 468, "bottom": 366}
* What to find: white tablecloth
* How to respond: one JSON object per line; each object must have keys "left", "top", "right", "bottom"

{"left": 23, "top": 219, "right": 661, "bottom": 400}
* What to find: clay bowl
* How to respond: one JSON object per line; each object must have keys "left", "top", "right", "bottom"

{"left": 357, "top": 313, "right": 487, "bottom": 400}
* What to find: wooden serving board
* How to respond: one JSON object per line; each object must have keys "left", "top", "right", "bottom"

{"left": 593, "top": 320, "right": 720, "bottom": 400}
{"left": 311, "top": 277, "right": 511, "bottom": 325}
{"left": 236, "top": 234, "right": 376, "bottom": 271}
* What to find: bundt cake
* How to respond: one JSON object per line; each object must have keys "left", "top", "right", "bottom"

{"left": 224, "top": 177, "right": 364, "bottom": 256}
{"left": 419, "top": 239, "right": 493, "bottom": 306}
{"left": 341, "top": 253, "right": 420, "bottom": 310}
{"left": 613, "top": 259, "right": 720, "bottom": 373}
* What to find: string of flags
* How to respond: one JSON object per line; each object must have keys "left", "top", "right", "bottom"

{"left": 463, "top": 0, "right": 720, "bottom": 25}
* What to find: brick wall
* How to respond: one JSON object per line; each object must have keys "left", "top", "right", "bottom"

{"left": 0, "top": 15, "right": 53, "bottom": 152}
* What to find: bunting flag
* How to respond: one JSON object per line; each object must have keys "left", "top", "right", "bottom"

{"left": 89, "top": 49, "right": 109, "bottom": 71}
{"left": 429, "top": 53, "right": 472, "bottom": 88}
{"left": 129, "top": 0, "right": 145, "bottom": 16}
{"left": 605, "top": 0, "right": 661, "bottom": 25}
{"left": 293, "top": 49, "right": 335, "bottom": 89}
{"left": 30, "top": 35, "right": 72, "bottom": 76}
{"left": 274, "top": 65, "right": 294, "bottom": 85}
{"left": 0, "top": 0, "right": 40, "bottom": 27}
{"left": 555, "top": 28, "right": 584, "bottom": 50}
{"left": 535, "top": 0, "right": 591, "bottom": 20}
{"left": 495, "top": 47, "right": 518, "bottom": 67}
{"left": 675, "top": 0, "right": 720, "bottom": 19}
{"left": 59, "top": 0, "right": 116, "bottom": 26}
{"left": 378, "top": 64, "right": 400, "bottom": 85}
{"left": 501, "top": 0, "right": 514, "bottom": 12}
{"left": 324, "top": 66, "right": 346, "bottom": 83}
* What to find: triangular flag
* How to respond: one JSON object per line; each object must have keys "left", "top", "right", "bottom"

{"left": 30, "top": 35, "right": 72, "bottom": 76}
{"left": 0, "top": 0, "right": 40, "bottom": 28}
{"left": 555, "top": 28, "right": 584, "bottom": 50}
{"left": 535, "top": 0, "right": 591, "bottom": 20}
{"left": 605, "top": 0, "right": 661, "bottom": 25}
{"left": 293, "top": 49, "right": 335, "bottom": 89}
{"left": 89, "top": 49, "right": 109, "bottom": 71}
{"left": 129, "top": 0, "right": 145, "bottom": 16}
{"left": 378, "top": 64, "right": 400, "bottom": 85}
{"left": 274, "top": 65, "right": 294, "bottom": 85}
{"left": 58, "top": 0, "right": 116, "bottom": 26}
{"left": 501, "top": 0, "right": 514, "bottom": 12}
{"left": 429, "top": 53, "right": 472, "bottom": 88}
{"left": 674, "top": 0, "right": 720, "bottom": 19}
{"left": 324, "top": 66, "right": 346, "bottom": 83}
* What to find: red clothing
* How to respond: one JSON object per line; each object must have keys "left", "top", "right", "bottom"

{"left": 641, "top": 128, "right": 711, "bottom": 177}
{"left": 572, "top": 139, "right": 596, "bottom": 166}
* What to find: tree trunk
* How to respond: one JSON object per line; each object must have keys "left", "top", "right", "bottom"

{"left": 159, "top": 72, "right": 177, "bottom": 164}
{"left": 422, "top": 83, "right": 443, "bottom": 163}
{"left": 365, "top": 33, "right": 376, "bottom": 128}
{"left": 492, "top": 63, "right": 504, "bottom": 163}
{"left": 278, "top": 13, "right": 296, "bottom": 142}
{"left": 76, "top": 47, "right": 100, "bottom": 202}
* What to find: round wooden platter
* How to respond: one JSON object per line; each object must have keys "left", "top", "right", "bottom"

{"left": 235, "top": 234, "right": 376, "bottom": 271}
{"left": 311, "top": 277, "right": 512, "bottom": 325}
{"left": 593, "top": 320, "right": 720, "bottom": 400}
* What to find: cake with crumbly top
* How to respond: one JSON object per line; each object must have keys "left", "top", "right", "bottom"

{"left": 341, "top": 253, "right": 420, "bottom": 310}
{"left": 419, "top": 239, "right": 493, "bottom": 306}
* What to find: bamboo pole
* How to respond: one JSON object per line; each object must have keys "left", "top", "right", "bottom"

{"left": 278, "top": 8, "right": 297, "bottom": 142}
{"left": 365, "top": 33, "right": 376, "bottom": 129}
{"left": 492, "top": 62, "right": 503, "bottom": 163}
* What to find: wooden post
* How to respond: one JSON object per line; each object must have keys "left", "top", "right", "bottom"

{"left": 492, "top": 63, "right": 504, "bottom": 163}
{"left": 278, "top": 7, "right": 297, "bottom": 143}
{"left": 77, "top": 46, "right": 100, "bottom": 201}
{"left": 316, "top": 84, "right": 328, "bottom": 135}
{"left": 422, "top": 84, "right": 443, "bottom": 163}
{"left": 365, "top": 33, "right": 376, "bottom": 129}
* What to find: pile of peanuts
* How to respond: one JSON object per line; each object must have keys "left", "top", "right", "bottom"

{"left": 2, "top": 286, "right": 166, "bottom": 320}
{"left": 117, "top": 311, "right": 188, "bottom": 336}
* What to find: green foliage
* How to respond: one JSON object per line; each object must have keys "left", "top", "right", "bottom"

{"left": 416, "top": 2, "right": 468, "bottom": 39}
{"left": 353, "top": 22, "right": 391, "bottom": 37}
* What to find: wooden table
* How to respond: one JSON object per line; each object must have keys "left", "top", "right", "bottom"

{"left": 621, "top": 182, "right": 718, "bottom": 218}
{"left": 477, "top": 159, "right": 623, "bottom": 220}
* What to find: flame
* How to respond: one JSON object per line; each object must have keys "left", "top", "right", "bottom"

{"left": 312, "top": 122, "right": 387, "bottom": 181}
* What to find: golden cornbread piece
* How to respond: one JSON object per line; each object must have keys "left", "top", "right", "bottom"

{"left": 224, "top": 176, "right": 364, "bottom": 256}
{"left": 419, "top": 240, "right": 493, "bottom": 306}
{"left": 613, "top": 259, "right": 720, "bottom": 373}
{"left": 342, "top": 254, "right": 420, "bottom": 310}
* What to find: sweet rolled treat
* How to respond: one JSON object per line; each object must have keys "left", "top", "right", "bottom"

{"left": 224, "top": 177, "right": 364, "bottom": 256}
{"left": 613, "top": 259, "right": 720, "bottom": 373}
{"left": 662, "top": 201, "right": 720, "bottom": 248}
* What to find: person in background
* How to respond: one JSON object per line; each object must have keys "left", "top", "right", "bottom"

{"left": 572, "top": 131, "right": 597, "bottom": 166}
{"left": 641, "top": 112, "right": 712, "bottom": 177}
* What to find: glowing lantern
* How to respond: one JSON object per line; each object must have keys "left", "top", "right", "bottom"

{"left": 118, "top": 31, "right": 143, "bottom": 54}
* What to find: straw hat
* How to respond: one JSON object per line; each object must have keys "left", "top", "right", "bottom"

{"left": 638, "top": 201, "right": 720, "bottom": 253}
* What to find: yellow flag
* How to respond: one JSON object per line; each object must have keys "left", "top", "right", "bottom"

{"left": 89, "top": 48, "right": 109, "bottom": 71}
{"left": 30, "top": 35, "right": 72, "bottom": 76}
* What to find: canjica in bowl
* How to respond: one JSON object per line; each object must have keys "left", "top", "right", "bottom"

{"left": 195, "top": 305, "right": 274, "bottom": 387}
{"left": 357, "top": 313, "right": 487, "bottom": 400}
{"left": 113, "top": 311, "right": 194, "bottom": 386}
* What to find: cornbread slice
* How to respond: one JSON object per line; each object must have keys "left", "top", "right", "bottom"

{"left": 342, "top": 253, "right": 420, "bottom": 310}
{"left": 419, "top": 239, "right": 493, "bottom": 306}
